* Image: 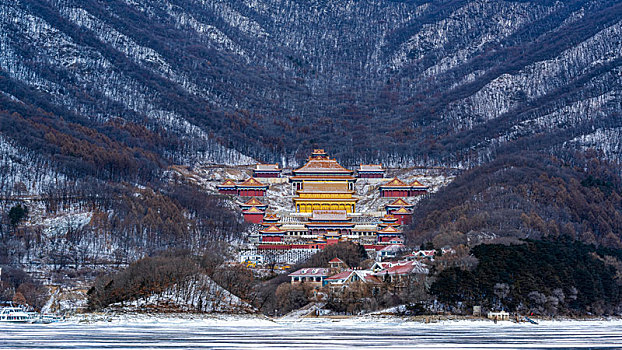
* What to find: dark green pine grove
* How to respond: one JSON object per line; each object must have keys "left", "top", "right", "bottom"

{"left": 431, "top": 239, "right": 622, "bottom": 315}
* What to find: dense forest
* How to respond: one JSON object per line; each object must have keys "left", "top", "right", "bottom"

{"left": 407, "top": 151, "right": 622, "bottom": 249}
{"left": 432, "top": 239, "right": 622, "bottom": 316}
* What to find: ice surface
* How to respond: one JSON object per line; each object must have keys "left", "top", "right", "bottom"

{"left": 1, "top": 316, "right": 621, "bottom": 349}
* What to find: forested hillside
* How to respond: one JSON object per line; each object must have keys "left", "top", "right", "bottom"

{"left": 1, "top": 0, "right": 621, "bottom": 167}
{"left": 407, "top": 152, "right": 622, "bottom": 249}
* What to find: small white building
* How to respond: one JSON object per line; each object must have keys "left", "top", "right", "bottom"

{"left": 288, "top": 268, "right": 330, "bottom": 286}
{"left": 487, "top": 310, "right": 510, "bottom": 321}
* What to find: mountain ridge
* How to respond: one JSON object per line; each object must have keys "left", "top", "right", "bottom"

{"left": 1, "top": 0, "right": 621, "bottom": 166}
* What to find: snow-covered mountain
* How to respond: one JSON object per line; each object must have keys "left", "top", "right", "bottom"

{"left": 0, "top": 0, "right": 620, "bottom": 168}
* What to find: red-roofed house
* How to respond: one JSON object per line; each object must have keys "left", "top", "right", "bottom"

{"left": 409, "top": 250, "right": 436, "bottom": 260}
{"left": 373, "top": 260, "right": 429, "bottom": 283}
{"left": 325, "top": 269, "right": 382, "bottom": 291}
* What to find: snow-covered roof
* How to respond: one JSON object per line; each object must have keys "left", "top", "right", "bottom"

{"left": 413, "top": 250, "right": 436, "bottom": 257}
{"left": 358, "top": 164, "right": 384, "bottom": 172}
{"left": 294, "top": 158, "right": 353, "bottom": 174}
{"left": 374, "top": 260, "right": 428, "bottom": 276}
{"left": 311, "top": 210, "right": 348, "bottom": 221}
{"left": 289, "top": 268, "right": 330, "bottom": 277}
{"left": 379, "top": 244, "right": 405, "bottom": 252}
{"left": 299, "top": 182, "right": 352, "bottom": 193}
{"left": 325, "top": 269, "right": 381, "bottom": 284}
{"left": 255, "top": 164, "right": 280, "bottom": 171}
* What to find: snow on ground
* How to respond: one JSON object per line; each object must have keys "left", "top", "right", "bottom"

{"left": 0, "top": 135, "right": 67, "bottom": 196}
{"left": 2, "top": 315, "right": 621, "bottom": 349}
{"left": 356, "top": 167, "right": 457, "bottom": 213}
{"left": 174, "top": 164, "right": 457, "bottom": 216}
{"left": 106, "top": 274, "right": 255, "bottom": 314}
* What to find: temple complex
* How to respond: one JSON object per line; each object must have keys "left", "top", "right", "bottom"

{"left": 237, "top": 149, "right": 430, "bottom": 263}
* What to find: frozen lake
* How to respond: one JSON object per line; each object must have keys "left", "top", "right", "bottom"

{"left": 2, "top": 316, "right": 622, "bottom": 349}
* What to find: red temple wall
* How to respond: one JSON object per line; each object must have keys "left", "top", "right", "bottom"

{"left": 243, "top": 213, "right": 264, "bottom": 224}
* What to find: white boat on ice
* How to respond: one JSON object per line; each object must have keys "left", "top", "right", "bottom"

{"left": 0, "top": 307, "right": 31, "bottom": 323}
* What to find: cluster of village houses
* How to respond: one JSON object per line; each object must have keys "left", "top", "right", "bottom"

{"left": 288, "top": 248, "right": 453, "bottom": 291}
{"left": 219, "top": 149, "right": 433, "bottom": 264}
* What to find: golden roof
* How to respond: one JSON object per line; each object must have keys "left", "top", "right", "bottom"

{"left": 243, "top": 206, "right": 264, "bottom": 214}
{"left": 388, "top": 198, "right": 413, "bottom": 207}
{"left": 393, "top": 207, "right": 412, "bottom": 214}
{"left": 244, "top": 197, "right": 265, "bottom": 206}
{"left": 410, "top": 180, "right": 427, "bottom": 187}
{"left": 381, "top": 178, "right": 410, "bottom": 187}
{"left": 260, "top": 225, "right": 284, "bottom": 234}
{"left": 217, "top": 179, "right": 237, "bottom": 187}
{"left": 238, "top": 177, "right": 267, "bottom": 187}
{"left": 378, "top": 226, "right": 401, "bottom": 234}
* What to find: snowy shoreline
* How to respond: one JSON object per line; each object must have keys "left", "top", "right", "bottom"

{"left": 67, "top": 312, "right": 622, "bottom": 326}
